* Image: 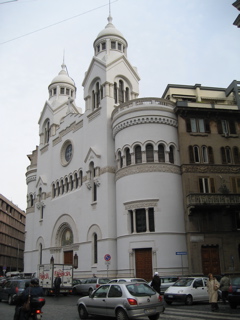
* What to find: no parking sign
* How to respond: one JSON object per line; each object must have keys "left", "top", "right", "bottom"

{"left": 104, "top": 254, "right": 111, "bottom": 262}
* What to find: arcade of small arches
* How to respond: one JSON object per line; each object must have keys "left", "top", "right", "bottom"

{"left": 116, "top": 142, "right": 176, "bottom": 170}
{"left": 91, "top": 78, "right": 131, "bottom": 111}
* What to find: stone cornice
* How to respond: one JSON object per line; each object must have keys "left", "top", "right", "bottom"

{"left": 116, "top": 163, "right": 180, "bottom": 181}
{"left": 113, "top": 115, "right": 178, "bottom": 137}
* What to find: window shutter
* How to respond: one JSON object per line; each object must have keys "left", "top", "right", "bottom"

{"left": 233, "top": 147, "right": 240, "bottom": 164}
{"left": 208, "top": 147, "right": 214, "bottom": 164}
{"left": 229, "top": 120, "right": 236, "bottom": 134}
{"left": 221, "top": 147, "right": 227, "bottom": 164}
{"left": 205, "top": 119, "right": 210, "bottom": 133}
{"left": 199, "top": 178, "right": 204, "bottom": 193}
{"left": 210, "top": 178, "right": 215, "bottom": 193}
{"left": 186, "top": 118, "right": 191, "bottom": 132}
{"left": 217, "top": 121, "right": 223, "bottom": 134}
{"left": 189, "top": 146, "right": 194, "bottom": 163}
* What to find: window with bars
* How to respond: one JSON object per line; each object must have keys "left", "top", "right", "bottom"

{"left": 129, "top": 208, "right": 155, "bottom": 233}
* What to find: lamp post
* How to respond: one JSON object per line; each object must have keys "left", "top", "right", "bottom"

{"left": 73, "top": 253, "right": 78, "bottom": 269}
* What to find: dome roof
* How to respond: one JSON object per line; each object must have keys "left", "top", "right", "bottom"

{"left": 50, "top": 64, "right": 75, "bottom": 87}
{"left": 95, "top": 16, "right": 125, "bottom": 41}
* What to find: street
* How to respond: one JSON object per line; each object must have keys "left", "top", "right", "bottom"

{"left": 1, "top": 294, "right": 240, "bottom": 320}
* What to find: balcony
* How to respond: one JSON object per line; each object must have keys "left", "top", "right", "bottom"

{"left": 187, "top": 193, "right": 240, "bottom": 215}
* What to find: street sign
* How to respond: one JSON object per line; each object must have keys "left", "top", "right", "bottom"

{"left": 176, "top": 252, "right": 187, "bottom": 255}
{"left": 104, "top": 254, "right": 111, "bottom": 261}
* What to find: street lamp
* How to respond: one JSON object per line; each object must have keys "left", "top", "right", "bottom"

{"left": 50, "top": 256, "right": 54, "bottom": 264}
{"left": 73, "top": 253, "right": 78, "bottom": 269}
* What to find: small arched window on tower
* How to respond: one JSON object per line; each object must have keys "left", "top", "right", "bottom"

{"left": 158, "top": 144, "right": 165, "bottom": 162}
{"left": 43, "top": 119, "right": 50, "bottom": 144}
{"left": 146, "top": 144, "right": 154, "bottom": 162}
{"left": 126, "top": 148, "right": 131, "bottom": 166}
{"left": 118, "top": 151, "right": 123, "bottom": 168}
{"left": 96, "top": 82, "right": 100, "bottom": 108}
{"left": 114, "top": 82, "right": 118, "bottom": 104}
{"left": 89, "top": 162, "right": 97, "bottom": 202}
{"left": 169, "top": 146, "right": 175, "bottom": 164}
{"left": 119, "top": 80, "right": 124, "bottom": 104}
{"left": 75, "top": 173, "right": 79, "bottom": 189}
{"left": 125, "top": 87, "right": 129, "bottom": 102}
{"left": 135, "top": 145, "right": 142, "bottom": 164}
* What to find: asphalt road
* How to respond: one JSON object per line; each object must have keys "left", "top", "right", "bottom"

{"left": 1, "top": 294, "right": 240, "bottom": 320}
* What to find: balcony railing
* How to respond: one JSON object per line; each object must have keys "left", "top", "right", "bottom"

{"left": 187, "top": 193, "right": 240, "bottom": 207}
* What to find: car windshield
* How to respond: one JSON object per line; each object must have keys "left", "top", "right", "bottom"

{"left": 173, "top": 278, "right": 194, "bottom": 287}
{"left": 99, "top": 278, "right": 110, "bottom": 284}
{"left": 126, "top": 283, "right": 156, "bottom": 296}
{"left": 231, "top": 277, "right": 240, "bottom": 286}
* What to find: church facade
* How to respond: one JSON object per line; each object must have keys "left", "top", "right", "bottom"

{"left": 25, "top": 15, "right": 240, "bottom": 279}
{"left": 24, "top": 16, "right": 187, "bottom": 279}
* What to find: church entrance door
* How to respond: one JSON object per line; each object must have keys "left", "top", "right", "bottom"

{"left": 64, "top": 251, "right": 73, "bottom": 265}
{"left": 135, "top": 248, "right": 152, "bottom": 281}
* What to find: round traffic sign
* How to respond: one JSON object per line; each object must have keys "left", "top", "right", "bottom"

{"left": 104, "top": 254, "right": 111, "bottom": 261}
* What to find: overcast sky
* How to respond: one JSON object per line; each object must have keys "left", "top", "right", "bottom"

{"left": 0, "top": 0, "right": 239, "bottom": 210}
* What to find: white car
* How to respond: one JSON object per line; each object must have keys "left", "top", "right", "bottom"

{"left": 164, "top": 277, "right": 209, "bottom": 305}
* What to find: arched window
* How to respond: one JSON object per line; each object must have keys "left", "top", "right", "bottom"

{"left": 114, "top": 82, "right": 117, "bottom": 104}
{"left": 52, "top": 184, "right": 56, "bottom": 198}
{"left": 96, "top": 82, "right": 100, "bottom": 108}
{"left": 126, "top": 148, "right": 131, "bottom": 166}
{"left": 221, "top": 146, "right": 232, "bottom": 164}
{"left": 75, "top": 173, "right": 78, "bottom": 188}
{"left": 30, "top": 194, "right": 34, "bottom": 206}
{"left": 57, "top": 182, "right": 60, "bottom": 196}
{"left": 70, "top": 175, "right": 73, "bottom": 191}
{"left": 89, "top": 162, "right": 97, "bottom": 202}
{"left": 65, "top": 178, "right": 69, "bottom": 192}
{"left": 118, "top": 151, "right": 123, "bottom": 168}
{"left": 125, "top": 87, "right": 129, "bottom": 102}
{"left": 79, "top": 170, "right": 83, "bottom": 186}
{"left": 44, "top": 120, "right": 50, "bottom": 144}
{"left": 93, "top": 233, "right": 98, "bottom": 264}
{"left": 208, "top": 146, "right": 214, "bottom": 164}
{"left": 202, "top": 146, "right": 208, "bottom": 163}
{"left": 135, "top": 145, "right": 142, "bottom": 164}
{"left": 169, "top": 146, "right": 174, "bottom": 164}
{"left": 158, "top": 144, "right": 165, "bottom": 162}
{"left": 61, "top": 179, "right": 64, "bottom": 194}
{"left": 92, "top": 90, "right": 95, "bottom": 110}
{"left": 38, "top": 188, "right": 42, "bottom": 201}
{"left": 189, "top": 145, "right": 199, "bottom": 163}
{"left": 146, "top": 144, "right": 154, "bottom": 162}
{"left": 119, "top": 80, "right": 124, "bottom": 103}
{"left": 39, "top": 243, "right": 42, "bottom": 265}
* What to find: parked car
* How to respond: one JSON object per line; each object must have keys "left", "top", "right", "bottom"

{"left": 228, "top": 276, "right": 240, "bottom": 309}
{"left": 77, "top": 282, "right": 164, "bottom": 320}
{"left": 164, "top": 277, "right": 209, "bottom": 305}
{"left": 149, "top": 276, "right": 179, "bottom": 295}
{"left": 76, "top": 277, "right": 110, "bottom": 295}
{"left": 72, "top": 279, "right": 87, "bottom": 295}
{"left": 109, "top": 278, "right": 147, "bottom": 283}
{"left": 0, "top": 278, "right": 30, "bottom": 305}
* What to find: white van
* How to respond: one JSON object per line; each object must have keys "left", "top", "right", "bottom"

{"left": 164, "top": 277, "right": 209, "bottom": 305}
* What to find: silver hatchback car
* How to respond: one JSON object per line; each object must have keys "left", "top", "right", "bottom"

{"left": 77, "top": 282, "right": 164, "bottom": 320}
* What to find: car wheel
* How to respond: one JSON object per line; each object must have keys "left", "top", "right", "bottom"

{"left": 229, "top": 302, "right": 237, "bottom": 309}
{"left": 116, "top": 309, "right": 129, "bottom": 320}
{"left": 165, "top": 301, "right": 172, "bottom": 305}
{"left": 185, "top": 295, "right": 193, "bottom": 306}
{"left": 78, "top": 305, "right": 88, "bottom": 319}
{"left": 8, "top": 295, "right": 13, "bottom": 305}
{"left": 148, "top": 313, "right": 160, "bottom": 320}
{"left": 88, "top": 288, "right": 93, "bottom": 295}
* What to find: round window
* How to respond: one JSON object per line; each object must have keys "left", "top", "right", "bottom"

{"left": 61, "top": 140, "right": 73, "bottom": 166}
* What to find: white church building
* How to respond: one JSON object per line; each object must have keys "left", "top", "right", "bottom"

{"left": 25, "top": 15, "right": 187, "bottom": 280}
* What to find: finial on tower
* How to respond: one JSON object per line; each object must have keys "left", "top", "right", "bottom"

{"left": 108, "top": 0, "right": 113, "bottom": 24}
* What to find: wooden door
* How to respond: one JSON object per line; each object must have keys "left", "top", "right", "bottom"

{"left": 135, "top": 248, "right": 152, "bottom": 281}
{"left": 64, "top": 251, "right": 73, "bottom": 265}
{"left": 201, "top": 246, "right": 221, "bottom": 275}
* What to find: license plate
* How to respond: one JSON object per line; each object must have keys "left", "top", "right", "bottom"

{"left": 36, "top": 315, "right": 42, "bottom": 320}
{"left": 145, "top": 308, "right": 156, "bottom": 315}
{"left": 168, "top": 295, "right": 173, "bottom": 298}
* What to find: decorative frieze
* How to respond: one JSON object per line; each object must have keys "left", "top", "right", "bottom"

{"left": 187, "top": 193, "right": 240, "bottom": 207}
{"left": 116, "top": 163, "right": 180, "bottom": 181}
{"left": 182, "top": 164, "right": 240, "bottom": 174}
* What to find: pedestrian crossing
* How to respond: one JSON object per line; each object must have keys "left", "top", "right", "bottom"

{"left": 160, "top": 306, "right": 240, "bottom": 320}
